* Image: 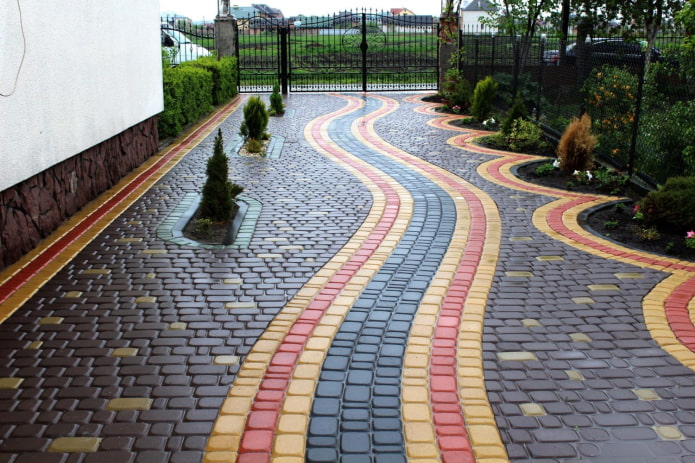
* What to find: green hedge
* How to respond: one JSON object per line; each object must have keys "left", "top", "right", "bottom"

{"left": 180, "top": 56, "right": 238, "bottom": 105}
{"left": 158, "top": 56, "right": 239, "bottom": 139}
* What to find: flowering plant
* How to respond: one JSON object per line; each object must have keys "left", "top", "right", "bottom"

{"left": 632, "top": 204, "right": 644, "bottom": 221}
{"left": 451, "top": 105, "right": 461, "bottom": 114}
{"left": 482, "top": 117, "right": 496, "bottom": 127}
{"left": 686, "top": 231, "right": 695, "bottom": 250}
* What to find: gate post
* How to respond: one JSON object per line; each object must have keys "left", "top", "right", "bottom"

{"left": 360, "top": 13, "right": 368, "bottom": 92}
{"left": 214, "top": 14, "right": 238, "bottom": 59}
{"left": 279, "top": 25, "right": 289, "bottom": 95}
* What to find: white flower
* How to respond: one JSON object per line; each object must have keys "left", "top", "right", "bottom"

{"left": 573, "top": 170, "right": 580, "bottom": 176}
{"left": 489, "top": 117, "right": 496, "bottom": 124}
{"left": 586, "top": 171, "right": 593, "bottom": 180}
{"left": 552, "top": 159, "right": 561, "bottom": 168}
{"left": 482, "top": 120, "right": 488, "bottom": 126}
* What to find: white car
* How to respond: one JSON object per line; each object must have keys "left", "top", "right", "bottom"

{"left": 161, "top": 27, "right": 211, "bottom": 65}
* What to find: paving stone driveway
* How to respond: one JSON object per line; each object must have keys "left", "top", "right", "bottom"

{"left": 1, "top": 93, "right": 695, "bottom": 463}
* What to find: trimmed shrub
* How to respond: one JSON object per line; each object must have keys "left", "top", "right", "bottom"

{"left": 200, "top": 130, "right": 244, "bottom": 222}
{"left": 471, "top": 76, "right": 498, "bottom": 122}
{"left": 159, "top": 66, "right": 213, "bottom": 139}
{"left": 638, "top": 176, "right": 695, "bottom": 232}
{"left": 269, "top": 84, "right": 285, "bottom": 116}
{"left": 442, "top": 70, "right": 473, "bottom": 112}
{"left": 556, "top": 114, "right": 596, "bottom": 174}
{"left": 180, "top": 56, "right": 238, "bottom": 105}
{"left": 240, "top": 96, "right": 269, "bottom": 141}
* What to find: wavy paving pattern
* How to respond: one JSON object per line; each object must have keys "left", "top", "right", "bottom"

{"left": 206, "top": 94, "right": 504, "bottom": 462}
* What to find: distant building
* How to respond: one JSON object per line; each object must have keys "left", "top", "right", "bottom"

{"left": 390, "top": 8, "right": 415, "bottom": 16}
{"left": 460, "top": 0, "right": 496, "bottom": 32}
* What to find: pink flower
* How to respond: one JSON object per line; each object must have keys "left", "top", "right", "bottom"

{"left": 633, "top": 204, "right": 639, "bottom": 214}
{"left": 687, "top": 230, "right": 695, "bottom": 239}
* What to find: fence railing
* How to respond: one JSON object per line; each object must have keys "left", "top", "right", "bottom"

{"left": 457, "top": 26, "right": 693, "bottom": 185}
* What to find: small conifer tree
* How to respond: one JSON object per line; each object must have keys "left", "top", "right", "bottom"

{"left": 200, "top": 129, "right": 243, "bottom": 221}
{"left": 239, "top": 96, "right": 269, "bottom": 141}
{"left": 471, "top": 76, "right": 498, "bottom": 122}
{"left": 556, "top": 114, "right": 596, "bottom": 174}
{"left": 269, "top": 84, "right": 285, "bottom": 116}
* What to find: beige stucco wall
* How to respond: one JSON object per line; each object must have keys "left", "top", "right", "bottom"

{"left": 0, "top": 0, "right": 164, "bottom": 191}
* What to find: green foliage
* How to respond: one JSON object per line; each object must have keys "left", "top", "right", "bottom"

{"left": 638, "top": 176, "right": 695, "bottom": 232}
{"left": 556, "top": 114, "right": 596, "bottom": 175}
{"left": 634, "top": 225, "right": 661, "bottom": 241}
{"left": 485, "top": 119, "right": 546, "bottom": 153}
{"left": 614, "top": 202, "right": 627, "bottom": 213}
{"left": 245, "top": 138, "right": 264, "bottom": 154}
{"left": 442, "top": 70, "right": 473, "bottom": 112}
{"left": 638, "top": 100, "right": 695, "bottom": 183}
{"left": 159, "top": 66, "right": 214, "bottom": 139}
{"left": 180, "top": 56, "right": 238, "bottom": 105}
{"left": 269, "top": 84, "right": 285, "bottom": 116}
{"left": 471, "top": 76, "right": 498, "bottom": 122}
{"left": 200, "top": 130, "right": 244, "bottom": 222}
{"left": 501, "top": 96, "right": 529, "bottom": 135}
{"left": 593, "top": 167, "right": 628, "bottom": 195}
{"left": 583, "top": 65, "right": 638, "bottom": 164}
{"left": 240, "top": 96, "right": 269, "bottom": 141}
{"left": 494, "top": 73, "right": 546, "bottom": 114}
{"left": 604, "top": 220, "right": 620, "bottom": 230}
{"left": 677, "top": 0, "right": 695, "bottom": 50}
{"left": 195, "top": 218, "right": 214, "bottom": 237}
{"left": 534, "top": 162, "right": 555, "bottom": 177}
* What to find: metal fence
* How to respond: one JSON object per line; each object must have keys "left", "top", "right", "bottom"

{"left": 160, "top": 17, "right": 215, "bottom": 65}
{"left": 457, "top": 26, "right": 693, "bottom": 185}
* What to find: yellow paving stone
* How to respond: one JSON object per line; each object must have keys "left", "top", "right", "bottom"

{"left": 521, "top": 319, "right": 542, "bottom": 328}
{"left": 204, "top": 451, "right": 237, "bottom": 462}
{"left": 293, "top": 364, "right": 320, "bottom": 379}
{"left": 506, "top": 271, "right": 534, "bottom": 278}
{"left": 655, "top": 425, "right": 684, "bottom": 440}
{"left": 468, "top": 424, "right": 504, "bottom": 446}
{"left": 287, "top": 379, "right": 315, "bottom": 396}
{"left": 128, "top": 220, "right": 142, "bottom": 225}
{"left": 0, "top": 378, "right": 23, "bottom": 389}
{"left": 282, "top": 395, "right": 312, "bottom": 414}
{"left": 536, "top": 255, "right": 564, "bottom": 261}
{"left": 213, "top": 415, "right": 246, "bottom": 435}
{"left": 223, "top": 278, "right": 243, "bottom": 285}
{"left": 615, "top": 272, "right": 644, "bottom": 280}
{"left": 142, "top": 249, "right": 167, "bottom": 254}
{"left": 146, "top": 273, "right": 156, "bottom": 279}
{"left": 572, "top": 297, "right": 595, "bottom": 304}
{"left": 206, "top": 435, "right": 239, "bottom": 452}
{"left": 81, "top": 269, "right": 111, "bottom": 275}
{"left": 497, "top": 351, "right": 538, "bottom": 362}
{"left": 274, "top": 434, "right": 305, "bottom": 457}
{"left": 225, "top": 301, "right": 256, "bottom": 309}
{"left": 117, "top": 237, "right": 143, "bottom": 243}
{"left": 570, "top": 333, "right": 592, "bottom": 343}
{"left": 169, "top": 322, "right": 186, "bottom": 330}
{"left": 473, "top": 447, "right": 510, "bottom": 460}
{"left": 510, "top": 236, "right": 533, "bottom": 241}
{"left": 135, "top": 296, "right": 156, "bottom": 304}
{"left": 404, "top": 354, "right": 429, "bottom": 369}
{"left": 214, "top": 356, "right": 240, "bottom": 365}
{"left": 402, "top": 403, "right": 432, "bottom": 422}
{"left": 106, "top": 398, "right": 153, "bottom": 411}
{"left": 112, "top": 347, "right": 138, "bottom": 357}
{"left": 305, "top": 336, "right": 331, "bottom": 350}
{"left": 274, "top": 457, "right": 304, "bottom": 463}
{"left": 221, "top": 397, "right": 253, "bottom": 415}
{"left": 520, "top": 403, "right": 546, "bottom": 416}
{"left": 27, "top": 341, "right": 42, "bottom": 349}
{"left": 48, "top": 437, "right": 101, "bottom": 452}
{"left": 298, "top": 350, "right": 324, "bottom": 365}
{"left": 405, "top": 443, "right": 439, "bottom": 459}
{"left": 565, "top": 370, "right": 585, "bottom": 380}
{"left": 635, "top": 389, "right": 661, "bottom": 401}
{"left": 402, "top": 387, "right": 429, "bottom": 403}
{"left": 64, "top": 291, "right": 82, "bottom": 298}
{"left": 39, "top": 317, "right": 64, "bottom": 325}
{"left": 277, "top": 414, "right": 308, "bottom": 433}
{"left": 228, "top": 385, "right": 259, "bottom": 398}
{"left": 404, "top": 422, "right": 436, "bottom": 443}
{"left": 588, "top": 284, "right": 620, "bottom": 291}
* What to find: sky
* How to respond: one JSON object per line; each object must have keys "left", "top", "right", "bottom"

{"left": 159, "top": 0, "right": 442, "bottom": 21}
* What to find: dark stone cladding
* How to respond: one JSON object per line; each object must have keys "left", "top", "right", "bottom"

{"left": 0, "top": 116, "right": 159, "bottom": 269}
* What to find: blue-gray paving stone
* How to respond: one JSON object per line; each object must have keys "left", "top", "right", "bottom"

{"left": 341, "top": 420, "right": 370, "bottom": 432}
{"left": 374, "top": 385, "right": 400, "bottom": 396}
{"left": 372, "top": 432, "right": 403, "bottom": 445}
{"left": 309, "top": 417, "right": 338, "bottom": 436}
{"left": 312, "top": 398, "right": 340, "bottom": 416}
{"left": 315, "top": 381, "right": 343, "bottom": 398}
{"left": 323, "top": 355, "right": 349, "bottom": 371}
{"left": 307, "top": 436, "right": 338, "bottom": 448}
{"left": 374, "top": 418, "right": 401, "bottom": 430}
{"left": 342, "top": 455, "right": 372, "bottom": 463}
{"left": 342, "top": 409, "right": 369, "bottom": 421}
{"left": 306, "top": 448, "right": 338, "bottom": 463}
{"left": 380, "top": 345, "right": 404, "bottom": 357}
{"left": 344, "top": 385, "right": 371, "bottom": 402}
{"left": 341, "top": 432, "right": 371, "bottom": 453}
{"left": 346, "top": 371, "right": 373, "bottom": 385}
{"left": 374, "top": 455, "right": 407, "bottom": 463}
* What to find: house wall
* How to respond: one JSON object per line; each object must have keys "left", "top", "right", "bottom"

{"left": 0, "top": 0, "right": 163, "bottom": 192}
{"left": 0, "top": 1, "right": 163, "bottom": 269}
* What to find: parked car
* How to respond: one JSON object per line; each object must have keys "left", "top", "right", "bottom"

{"left": 161, "top": 26, "right": 211, "bottom": 65}
{"left": 543, "top": 38, "right": 662, "bottom": 67}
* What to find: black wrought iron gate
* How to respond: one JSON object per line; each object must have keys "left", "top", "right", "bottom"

{"left": 236, "top": 11, "right": 439, "bottom": 92}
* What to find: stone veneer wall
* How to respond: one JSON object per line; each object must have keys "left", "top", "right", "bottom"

{"left": 0, "top": 117, "right": 159, "bottom": 269}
